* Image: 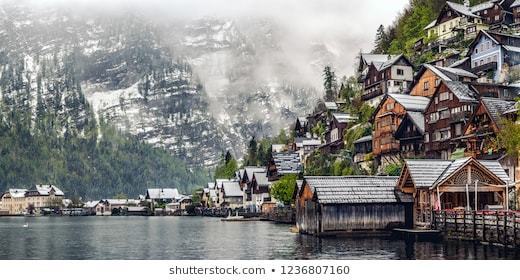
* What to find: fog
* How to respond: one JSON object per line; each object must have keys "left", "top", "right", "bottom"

{"left": 20, "top": 0, "right": 409, "bottom": 77}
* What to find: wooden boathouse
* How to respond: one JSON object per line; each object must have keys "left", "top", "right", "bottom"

{"left": 295, "top": 176, "right": 413, "bottom": 236}
{"left": 397, "top": 157, "right": 511, "bottom": 228}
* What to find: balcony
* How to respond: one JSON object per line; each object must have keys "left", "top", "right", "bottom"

{"left": 472, "top": 62, "right": 497, "bottom": 74}
{"left": 449, "top": 112, "right": 472, "bottom": 124}
{"left": 362, "top": 87, "right": 384, "bottom": 101}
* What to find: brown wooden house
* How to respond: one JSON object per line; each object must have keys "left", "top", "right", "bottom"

{"left": 424, "top": 81, "right": 480, "bottom": 159}
{"left": 319, "top": 112, "right": 356, "bottom": 155}
{"left": 394, "top": 111, "right": 425, "bottom": 159}
{"left": 409, "top": 64, "right": 477, "bottom": 98}
{"left": 296, "top": 176, "right": 412, "bottom": 235}
{"left": 398, "top": 157, "right": 511, "bottom": 228}
{"left": 462, "top": 97, "right": 516, "bottom": 159}
{"left": 372, "top": 94, "right": 430, "bottom": 168}
{"left": 362, "top": 54, "right": 414, "bottom": 106}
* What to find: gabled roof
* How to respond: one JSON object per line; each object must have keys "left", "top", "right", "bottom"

{"left": 146, "top": 188, "right": 180, "bottom": 200}
{"left": 417, "top": 64, "right": 477, "bottom": 85}
{"left": 3, "top": 189, "right": 28, "bottom": 198}
{"left": 332, "top": 112, "right": 357, "bottom": 124}
{"left": 324, "top": 102, "right": 338, "bottom": 111}
{"left": 512, "top": 0, "right": 520, "bottom": 8}
{"left": 252, "top": 172, "right": 270, "bottom": 186}
{"left": 222, "top": 181, "right": 243, "bottom": 197}
{"left": 480, "top": 97, "right": 516, "bottom": 127}
{"left": 376, "top": 54, "right": 412, "bottom": 71}
{"left": 503, "top": 101, "right": 519, "bottom": 115}
{"left": 446, "top": 1, "right": 481, "bottom": 18}
{"left": 303, "top": 176, "right": 404, "bottom": 204}
{"left": 28, "top": 185, "right": 65, "bottom": 196}
{"left": 443, "top": 81, "right": 478, "bottom": 102}
{"left": 353, "top": 135, "right": 372, "bottom": 144}
{"left": 395, "top": 111, "right": 425, "bottom": 137}
{"left": 360, "top": 53, "right": 396, "bottom": 68}
{"left": 387, "top": 94, "right": 430, "bottom": 112}
{"left": 448, "top": 57, "right": 470, "bottom": 68}
{"left": 243, "top": 167, "right": 267, "bottom": 181}
{"left": 215, "top": 179, "right": 234, "bottom": 189}
{"left": 403, "top": 157, "right": 509, "bottom": 189}
{"left": 272, "top": 152, "right": 302, "bottom": 174}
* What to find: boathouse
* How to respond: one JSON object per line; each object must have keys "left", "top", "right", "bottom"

{"left": 397, "top": 157, "right": 511, "bottom": 228}
{"left": 296, "top": 176, "right": 413, "bottom": 236}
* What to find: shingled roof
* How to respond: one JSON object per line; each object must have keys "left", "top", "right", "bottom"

{"left": 304, "top": 176, "right": 406, "bottom": 204}
{"left": 403, "top": 157, "right": 509, "bottom": 189}
{"left": 222, "top": 181, "right": 243, "bottom": 197}
{"left": 444, "top": 81, "right": 478, "bottom": 102}
{"left": 388, "top": 94, "right": 430, "bottom": 112}
{"left": 480, "top": 97, "right": 516, "bottom": 127}
{"left": 273, "top": 152, "right": 302, "bottom": 174}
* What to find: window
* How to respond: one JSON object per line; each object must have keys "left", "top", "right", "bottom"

{"left": 484, "top": 10, "right": 488, "bottom": 15}
{"left": 495, "top": 15, "right": 500, "bottom": 21}
{"left": 430, "top": 112, "right": 439, "bottom": 122}
{"left": 424, "top": 81, "right": 429, "bottom": 91}
{"left": 435, "top": 97, "right": 439, "bottom": 104}
{"left": 439, "top": 91, "right": 450, "bottom": 101}
{"left": 397, "top": 69, "right": 404, "bottom": 75}
{"left": 424, "top": 133, "right": 430, "bottom": 143}
{"left": 440, "top": 109, "right": 450, "bottom": 119}
{"left": 386, "top": 102, "right": 394, "bottom": 110}
{"left": 455, "top": 123, "right": 462, "bottom": 136}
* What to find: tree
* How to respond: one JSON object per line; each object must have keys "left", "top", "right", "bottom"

{"left": 384, "top": 163, "right": 403, "bottom": 176}
{"left": 496, "top": 118, "right": 520, "bottom": 157}
{"left": 373, "top": 24, "right": 389, "bottom": 53}
{"left": 246, "top": 137, "right": 258, "bottom": 166}
{"left": 270, "top": 174, "right": 298, "bottom": 205}
{"left": 215, "top": 151, "right": 238, "bottom": 179}
{"left": 322, "top": 66, "right": 337, "bottom": 102}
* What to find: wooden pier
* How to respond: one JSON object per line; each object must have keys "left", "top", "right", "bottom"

{"left": 432, "top": 210, "right": 520, "bottom": 248}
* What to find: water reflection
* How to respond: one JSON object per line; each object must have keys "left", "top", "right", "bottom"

{"left": 0, "top": 216, "right": 518, "bottom": 260}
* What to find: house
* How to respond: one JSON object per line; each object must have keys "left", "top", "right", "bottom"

{"left": 294, "top": 117, "right": 308, "bottom": 137}
{"left": 424, "top": 81, "right": 480, "bottom": 159}
{"left": 295, "top": 176, "right": 412, "bottom": 235}
{"left": 319, "top": 112, "right": 357, "bottom": 154}
{"left": 394, "top": 111, "right": 426, "bottom": 159}
{"left": 372, "top": 94, "right": 430, "bottom": 168}
{"left": 247, "top": 172, "right": 273, "bottom": 212}
{"left": 95, "top": 199, "right": 140, "bottom": 216}
{"left": 239, "top": 167, "right": 266, "bottom": 189}
{"left": 513, "top": 0, "right": 520, "bottom": 25}
{"left": 467, "top": 30, "right": 520, "bottom": 83}
{"left": 0, "top": 189, "right": 29, "bottom": 215}
{"left": 0, "top": 185, "right": 65, "bottom": 215}
{"left": 424, "top": 1, "right": 489, "bottom": 45}
{"left": 24, "top": 185, "right": 65, "bottom": 214}
{"left": 409, "top": 64, "right": 477, "bottom": 98}
{"left": 145, "top": 188, "right": 180, "bottom": 205}
{"left": 462, "top": 97, "right": 516, "bottom": 158}
{"left": 362, "top": 54, "right": 414, "bottom": 106}
{"left": 357, "top": 53, "right": 399, "bottom": 83}
{"left": 353, "top": 135, "right": 373, "bottom": 164}
{"left": 267, "top": 152, "right": 302, "bottom": 181}
{"left": 397, "top": 157, "right": 511, "bottom": 228}
{"left": 82, "top": 200, "right": 99, "bottom": 215}
{"left": 220, "top": 181, "right": 243, "bottom": 209}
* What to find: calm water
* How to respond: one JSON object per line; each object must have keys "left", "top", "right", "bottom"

{"left": 0, "top": 216, "right": 518, "bottom": 260}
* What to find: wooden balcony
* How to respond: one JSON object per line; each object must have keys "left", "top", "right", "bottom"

{"left": 472, "top": 62, "right": 497, "bottom": 74}
{"left": 362, "top": 87, "right": 384, "bottom": 101}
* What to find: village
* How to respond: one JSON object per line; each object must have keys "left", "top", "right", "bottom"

{"left": 1, "top": 0, "right": 520, "bottom": 250}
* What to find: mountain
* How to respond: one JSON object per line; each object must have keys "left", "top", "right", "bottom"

{"left": 0, "top": 2, "right": 347, "bottom": 169}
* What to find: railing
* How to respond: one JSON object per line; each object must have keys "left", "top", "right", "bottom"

{"left": 432, "top": 210, "right": 520, "bottom": 248}
{"left": 472, "top": 62, "right": 497, "bottom": 73}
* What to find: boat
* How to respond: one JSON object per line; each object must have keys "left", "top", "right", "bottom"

{"left": 23, "top": 223, "right": 29, "bottom": 228}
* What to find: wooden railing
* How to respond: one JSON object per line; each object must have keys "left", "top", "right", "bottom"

{"left": 432, "top": 210, "right": 520, "bottom": 248}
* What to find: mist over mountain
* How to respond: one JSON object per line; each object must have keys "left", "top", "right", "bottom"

{"left": 0, "top": 0, "right": 407, "bottom": 167}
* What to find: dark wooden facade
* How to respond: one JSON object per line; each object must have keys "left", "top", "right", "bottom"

{"left": 424, "top": 81, "right": 479, "bottom": 159}
{"left": 362, "top": 55, "right": 414, "bottom": 101}
{"left": 394, "top": 112, "right": 425, "bottom": 159}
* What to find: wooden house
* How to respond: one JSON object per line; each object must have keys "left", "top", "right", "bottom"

{"left": 247, "top": 172, "right": 273, "bottom": 212}
{"left": 409, "top": 64, "right": 477, "bottom": 98}
{"left": 238, "top": 167, "right": 266, "bottom": 190}
{"left": 471, "top": 82, "right": 520, "bottom": 100}
{"left": 357, "top": 53, "right": 398, "bottom": 82}
{"left": 267, "top": 152, "right": 302, "bottom": 181}
{"left": 424, "top": 81, "right": 480, "bottom": 159}
{"left": 362, "top": 54, "right": 414, "bottom": 106}
{"left": 394, "top": 111, "right": 425, "bottom": 159}
{"left": 398, "top": 157, "right": 511, "bottom": 228}
{"left": 319, "top": 112, "right": 356, "bottom": 154}
{"left": 372, "top": 94, "right": 430, "bottom": 168}
{"left": 295, "top": 176, "right": 413, "bottom": 235}
{"left": 294, "top": 117, "right": 308, "bottom": 138}
{"left": 220, "top": 181, "right": 243, "bottom": 210}
{"left": 353, "top": 135, "right": 373, "bottom": 164}
{"left": 424, "top": 1, "right": 488, "bottom": 45}
{"left": 462, "top": 97, "right": 516, "bottom": 159}
{"left": 467, "top": 30, "right": 520, "bottom": 83}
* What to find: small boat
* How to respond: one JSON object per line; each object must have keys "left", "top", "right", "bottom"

{"left": 23, "top": 223, "right": 29, "bottom": 228}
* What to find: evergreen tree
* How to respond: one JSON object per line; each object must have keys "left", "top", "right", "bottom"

{"left": 322, "top": 66, "right": 337, "bottom": 102}
{"left": 373, "top": 24, "right": 388, "bottom": 53}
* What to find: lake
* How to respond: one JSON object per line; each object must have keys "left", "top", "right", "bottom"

{"left": 0, "top": 216, "right": 518, "bottom": 260}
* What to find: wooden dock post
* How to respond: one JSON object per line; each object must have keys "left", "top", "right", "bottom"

{"left": 482, "top": 212, "right": 486, "bottom": 242}
{"left": 496, "top": 211, "right": 500, "bottom": 244}
{"left": 472, "top": 211, "right": 476, "bottom": 240}
{"left": 463, "top": 211, "right": 467, "bottom": 236}
{"left": 504, "top": 213, "right": 508, "bottom": 247}
{"left": 514, "top": 213, "right": 517, "bottom": 247}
